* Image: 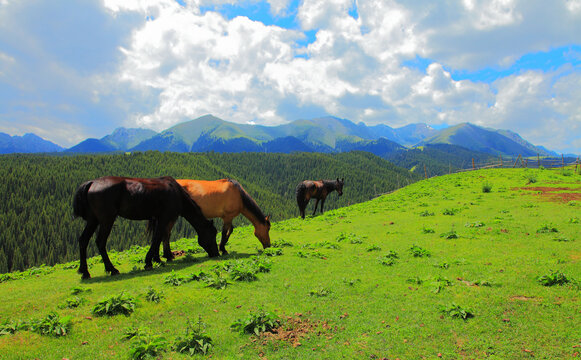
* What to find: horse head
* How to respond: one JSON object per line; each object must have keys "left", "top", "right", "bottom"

{"left": 198, "top": 219, "right": 220, "bottom": 257}
{"left": 336, "top": 178, "right": 345, "bottom": 196}
{"left": 254, "top": 215, "right": 272, "bottom": 249}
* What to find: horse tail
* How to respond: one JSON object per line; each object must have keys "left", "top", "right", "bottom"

{"left": 72, "top": 180, "right": 92, "bottom": 220}
{"left": 295, "top": 182, "right": 308, "bottom": 219}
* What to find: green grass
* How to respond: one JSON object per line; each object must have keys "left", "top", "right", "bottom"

{"left": 0, "top": 168, "right": 580, "bottom": 359}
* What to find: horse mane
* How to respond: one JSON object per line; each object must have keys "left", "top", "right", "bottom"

{"left": 228, "top": 179, "right": 268, "bottom": 224}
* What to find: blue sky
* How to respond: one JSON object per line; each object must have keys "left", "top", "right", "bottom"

{"left": 0, "top": 0, "right": 580, "bottom": 154}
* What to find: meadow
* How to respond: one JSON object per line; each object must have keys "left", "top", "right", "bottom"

{"left": 0, "top": 167, "right": 579, "bottom": 359}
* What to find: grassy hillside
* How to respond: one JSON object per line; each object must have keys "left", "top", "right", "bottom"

{"left": 0, "top": 167, "right": 579, "bottom": 359}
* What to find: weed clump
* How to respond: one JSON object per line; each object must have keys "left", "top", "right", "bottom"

{"left": 231, "top": 308, "right": 280, "bottom": 335}
{"left": 173, "top": 317, "right": 213, "bottom": 355}
{"left": 537, "top": 270, "right": 570, "bottom": 286}
{"left": 92, "top": 292, "right": 136, "bottom": 317}
{"left": 536, "top": 224, "right": 559, "bottom": 234}
{"left": 144, "top": 287, "right": 164, "bottom": 303}
{"left": 482, "top": 182, "right": 493, "bottom": 193}
{"left": 440, "top": 303, "right": 474, "bottom": 320}
{"left": 409, "top": 244, "right": 431, "bottom": 258}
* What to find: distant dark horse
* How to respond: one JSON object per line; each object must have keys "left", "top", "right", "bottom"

{"left": 296, "top": 178, "right": 344, "bottom": 219}
{"left": 72, "top": 176, "right": 218, "bottom": 279}
{"left": 176, "top": 179, "right": 271, "bottom": 255}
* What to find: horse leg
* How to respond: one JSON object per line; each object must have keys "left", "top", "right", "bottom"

{"left": 145, "top": 220, "right": 166, "bottom": 269}
{"left": 162, "top": 220, "right": 176, "bottom": 261}
{"left": 320, "top": 197, "right": 326, "bottom": 214}
{"left": 219, "top": 222, "right": 234, "bottom": 255}
{"left": 95, "top": 220, "right": 119, "bottom": 276}
{"left": 312, "top": 198, "right": 320, "bottom": 216}
{"left": 78, "top": 220, "right": 98, "bottom": 280}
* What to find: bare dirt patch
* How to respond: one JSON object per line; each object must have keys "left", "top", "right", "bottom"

{"left": 512, "top": 186, "right": 581, "bottom": 203}
{"left": 258, "top": 315, "right": 334, "bottom": 348}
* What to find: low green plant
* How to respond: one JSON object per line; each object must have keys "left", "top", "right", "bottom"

{"left": 316, "top": 241, "right": 340, "bottom": 249}
{"left": 537, "top": 270, "right": 570, "bottom": 286}
{"left": 70, "top": 286, "right": 92, "bottom": 295}
{"left": 251, "top": 256, "right": 272, "bottom": 273}
{"left": 29, "top": 312, "right": 72, "bottom": 337}
{"left": 121, "top": 326, "right": 149, "bottom": 341}
{"left": 261, "top": 247, "right": 283, "bottom": 256}
{"left": 92, "top": 292, "right": 136, "bottom": 317}
{"left": 229, "top": 261, "right": 258, "bottom": 282}
{"left": 537, "top": 224, "right": 559, "bottom": 233}
{"left": 343, "top": 278, "right": 361, "bottom": 286}
{"left": 378, "top": 250, "right": 399, "bottom": 266}
{"left": 440, "top": 303, "right": 474, "bottom": 320}
{"left": 431, "top": 276, "right": 452, "bottom": 293}
{"left": 144, "top": 287, "right": 164, "bottom": 303}
{"left": 409, "top": 244, "right": 431, "bottom": 257}
{"left": 58, "top": 296, "right": 85, "bottom": 309}
{"left": 336, "top": 232, "right": 365, "bottom": 244}
{"left": 419, "top": 210, "right": 435, "bottom": 217}
{"left": 552, "top": 237, "right": 574, "bottom": 242}
{"left": 568, "top": 217, "right": 579, "bottom": 224}
{"left": 442, "top": 208, "right": 459, "bottom": 216}
{"left": 0, "top": 320, "right": 27, "bottom": 336}
{"left": 230, "top": 308, "right": 280, "bottom": 335}
{"left": 440, "top": 230, "right": 458, "bottom": 239}
{"left": 482, "top": 182, "right": 493, "bottom": 193}
{"left": 204, "top": 272, "right": 230, "bottom": 290}
{"left": 422, "top": 227, "right": 435, "bottom": 234}
{"left": 129, "top": 333, "right": 168, "bottom": 360}
{"left": 309, "top": 286, "right": 332, "bottom": 297}
{"left": 272, "top": 239, "right": 293, "bottom": 247}
{"left": 189, "top": 270, "right": 210, "bottom": 281}
{"left": 406, "top": 277, "right": 424, "bottom": 285}
{"left": 164, "top": 270, "right": 188, "bottom": 286}
{"left": 366, "top": 244, "right": 381, "bottom": 252}
{"left": 173, "top": 317, "right": 213, "bottom": 355}
{"left": 465, "top": 221, "right": 485, "bottom": 228}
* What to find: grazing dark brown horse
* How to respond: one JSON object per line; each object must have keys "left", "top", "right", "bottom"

{"left": 72, "top": 176, "right": 218, "bottom": 279}
{"left": 176, "top": 179, "right": 271, "bottom": 255}
{"left": 296, "top": 178, "right": 344, "bottom": 219}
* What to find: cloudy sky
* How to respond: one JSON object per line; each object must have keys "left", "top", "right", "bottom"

{"left": 0, "top": 0, "right": 580, "bottom": 154}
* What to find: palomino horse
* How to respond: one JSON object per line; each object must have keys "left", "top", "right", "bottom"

{"left": 72, "top": 176, "right": 218, "bottom": 279}
{"left": 296, "top": 178, "right": 344, "bottom": 219}
{"left": 176, "top": 179, "right": 271, "bottom": 255}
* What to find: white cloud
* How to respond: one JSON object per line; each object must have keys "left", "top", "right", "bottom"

{"left": 1, "top": 0, "right": 580, "bottom": 153}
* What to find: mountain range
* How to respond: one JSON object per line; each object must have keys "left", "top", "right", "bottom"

{"left": 2, "top": 115, "right": 561, "bottom": 158}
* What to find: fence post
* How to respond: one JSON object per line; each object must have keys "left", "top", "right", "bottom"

{"left": 537, "top": 153, "right": 540, "bottom": 167}
{"left": 424, "top": 164, "right": 428, "bottom": 179}
{"left": 472, "top": 158, "right": 475, "bottom": 170}
{"left": 562, "top": 154, "right": 565, "bottom": 170}
{"left": 500, "top": 155, "right": 503, "bottom": 167}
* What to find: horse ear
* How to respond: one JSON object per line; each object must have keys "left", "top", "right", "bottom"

{"left": 337, "top": 177, "right": 340, "bottom": 182}
{"left": 266, "top": 214, "right": 271, "bottom": 221}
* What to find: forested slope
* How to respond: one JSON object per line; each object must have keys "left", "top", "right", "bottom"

{"left": 0, "top": 151, "right": 419, "bottom": 273}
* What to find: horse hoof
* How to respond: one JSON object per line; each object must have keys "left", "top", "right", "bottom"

{"left": 110, "top": 269, "right": 120, "bottom": 276}
{"left": 81, "top": 273, "right": 91, "bottom": 280}
{"left": 144, "top": 264, "right": 153, "bottom": 270}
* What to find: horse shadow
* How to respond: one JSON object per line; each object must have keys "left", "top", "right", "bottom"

{"left": 82, "top": 251, "right": 257, "bottom": 284}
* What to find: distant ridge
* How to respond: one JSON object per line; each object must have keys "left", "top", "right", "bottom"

{"left": 0, "top": 115, "right": 563, "bottom": 158}
{"left": 419, "top": 123, "right": 554, "bottom": 157}
{"left": 66, "top": 127, "right": 157, "bottom": 153}
{"left": 0, "top": 133, "right": 63, "bottom": 154}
